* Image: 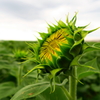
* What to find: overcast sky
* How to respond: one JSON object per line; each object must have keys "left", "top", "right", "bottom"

{"left": 0, "top": 0, "right": 100, "bottom": 41}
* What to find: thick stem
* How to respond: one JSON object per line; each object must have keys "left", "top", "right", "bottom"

{"left": 69, "top": 66, "right": 77, "bottom": 100}
{"left": 17, "top": 64, "right": 23, "bottom": 86}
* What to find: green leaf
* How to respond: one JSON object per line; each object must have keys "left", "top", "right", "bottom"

{"left": 70, "top": 55, "right": 93, "bottom": 70}
{"left": 35, "top": 86, "right": 69, "bottom": 100}
{"left": 78, "top": 71, "right": 97, "bottom": 80}
{"left": 83, "top": 46, "right": 100, "bottom": 54}
{"left": 0, "top": 82, "right": 17, "bottom": 99}
{"left": 93, "top": 42, "right": 100, "bottom": 48}
{"left": 91, "top": 84, "right": 100, "bottom": 92}
{"left": 77, "top": 58, "right": 100, "bottom": 80}
{"left": 11, "top": 82, "right": 50, "bottom": 100}
{"left": 84, "top": 57, "right": 100, "bottom": 71}
{"left": 49, "top": 68, "right": 62, "bottom": 92}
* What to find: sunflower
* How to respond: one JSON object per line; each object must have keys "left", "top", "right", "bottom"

{"left": 27, "top": 13, "right": 99, "bottom": 78}
{"left": 23, "top": 13, "right": 100, "bottom": 93}
{"left": 39, "top": 29, "right": 73, "bottom": 63}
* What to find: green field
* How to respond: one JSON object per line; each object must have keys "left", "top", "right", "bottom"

{"left": 0, "top": 41, "right": 100, "bottom": 100}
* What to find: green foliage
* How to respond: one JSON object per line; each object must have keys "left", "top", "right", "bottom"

{"left": 0, "top": 41, "right": 100, "bottom": 100}
{"left": 77, "top": 46, "right": 100, "bottom": 100}
{"left": 0, "top": 82, "right": 17, "bottom": 99}
{"left": 35, "top": 86, "right": 68, "bottom": 100}
{"left": 0, "top": 41, "right": 38, "bottom": 99}
{"left": 11, "top": 82, "right": 50, "bottom": 100}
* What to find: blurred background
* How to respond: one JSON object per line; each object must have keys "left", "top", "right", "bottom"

{"left": 0, "top": 0, "right": 100, "bottom": 41}
{"left": 0, "top": 0, "right": 100, "bottom": 100}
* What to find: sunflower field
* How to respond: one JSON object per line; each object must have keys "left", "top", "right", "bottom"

{"left": 0, "top": 40, "right": 100, "bottom": 100}
{"left": 0, "top": 13, "right": 100, "bottom": 100}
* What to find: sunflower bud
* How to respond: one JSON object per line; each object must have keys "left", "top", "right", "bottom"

{"left": 32, "top": 13, "right": 99, "bottom": 74}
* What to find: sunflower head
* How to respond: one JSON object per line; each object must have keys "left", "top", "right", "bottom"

{"left": 32, "top": 13, "right": 99, "bottom": 74}
{"left": 13, "top": 49, "right": 29, "bottom": 62}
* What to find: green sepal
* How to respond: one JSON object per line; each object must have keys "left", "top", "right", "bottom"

{"left": 70, "top": 16, "right": 77, "bottom": 30}
{"left": 41, "top": 65, "right": 52, "bottom": 73}
{"left": 69, "top": 13, "right": 77, "bottom": 26}
{"left": 64, "top": 28, "right": 73, "bottom": 35}
{"left": 37, "top": 38, "right": 44, "bottom": 46}
{"left": 57, "top": 20, "right": 67, "bottom": 28}
{"left": 70, "top": 43, "right": 82, "bottom": 57}
{"left": 70, "top": 34, "right": 85, "bottom": 57}
{"left": 81, "top": 42, "right": 89, "bottom": 52}
{"left": 54, "top": 49, "right": 63, "bottom": 56}
{"left": 88, "top": 27, "right": 100, "bottom": 33}
{"left": 80, "top": 31, "right": 88, "bottom": 38}
{"left": 77, "top": 23, "right": 90, "bottom": 30}
{"left": 48, "top": 24, "right": 57, "bottom": 33}
{"left": 66, "top": 13, "right": 69, "bottom": 23}
{"left": 56, "top": 55, "right": 71, "bottom": 69}
{"left": 80, "top": 27, "right": 99, "bottom": 39}
{"left": 53, "top": 24, "right": 61, "bottom": 30}
{"left": 74, "top": 33, "right": 82, "bottom": 41}
{"left": 39, "top": 61, "right": 53, "bottom": 73}
{"left": 64, "top": 36, "right": 74, "bottom": 45}
{"left": 59, "top": 44, "right": 73, "bottom": 60}
{"left": 27, "top": 43, "right": 40, "bottom": 62}
{"left": 70, "top": 55, "right": 81, "bottom": 67}
{"left": 27, "top": 43, "right": 39, "bottom": 54}
{"left": 68, "top": 12, "right": 77, "bottom": 30}
{"left": 74, "top": 24, "right": 89, "bottom": 40}
{"left": 51, "top": 54, "right": 58, "bottom": 68}
{"left": 39, "top": 32, "right": 49, "bottom": 40}
{"left": 66, "top": 15, "right": 74, "bottom": 34}
{"left": 46, "top": 58, "right": 55, "bottom": 69}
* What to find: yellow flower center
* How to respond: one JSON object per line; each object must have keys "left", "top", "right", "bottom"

{"left": 39, "top": 29, "right": 72, "bottom": 62}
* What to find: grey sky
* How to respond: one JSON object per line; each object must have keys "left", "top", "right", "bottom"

{"left": 0, "top": 0, "right": 100, "bottom": 41}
